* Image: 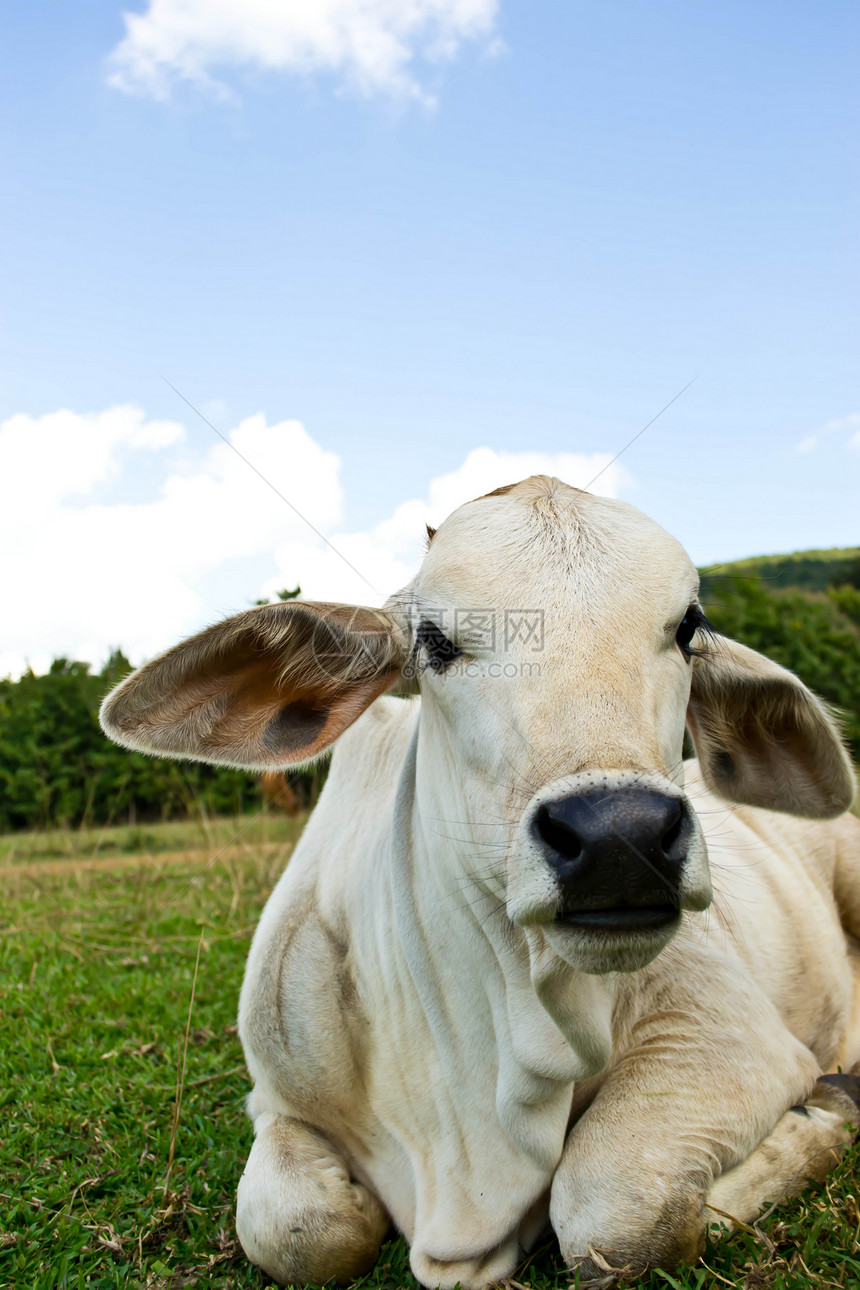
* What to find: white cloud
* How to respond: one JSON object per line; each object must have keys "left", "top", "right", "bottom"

{"left": 0, "top": 407, "right": 342, "bottom": 677}
{"left": 794, "top": 412, "right": 860, "bottom": 455}
{"left": 107, "top": 0, "right": 500, "bottom": 104}
{"left": 261, "top": 446, "right": 629, "bottom": 605}
{"left": 0, "top": 404, "right": 629, "bottom": 678}
{"left": 0, "top": 404, "right": 184, "bottom": 506}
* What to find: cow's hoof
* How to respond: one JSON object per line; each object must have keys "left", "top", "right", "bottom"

{"left": 820, "top": 1073, "right": 860, "bottom": 1114}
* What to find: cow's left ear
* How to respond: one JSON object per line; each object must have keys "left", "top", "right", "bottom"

{"left": 686, "top": 636, "right": 856, "bottom": 819}
{"left": 100, "top": 602, "right": 409, "bottom": 770}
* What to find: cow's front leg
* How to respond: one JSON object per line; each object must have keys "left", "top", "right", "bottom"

{"left": 236, "top": 1113, "right": 389, "bottom": 1286}
{"left": 706, "top": 1074, "right": 860, "bottom": 1227}
{"left": 550, "top": 958, "right": 837, "bottom": 1280}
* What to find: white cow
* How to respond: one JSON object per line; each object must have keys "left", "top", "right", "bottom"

{"left": 101, "top": 477, "right": 860, "bottom": 1288}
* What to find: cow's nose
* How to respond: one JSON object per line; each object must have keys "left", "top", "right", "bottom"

{"left": 533, "top": 787, "right": 692, "bottom": 929}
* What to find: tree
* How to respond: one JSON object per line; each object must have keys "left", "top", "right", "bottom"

{"left": 0, "top": 653, "right": 258, "bottom": 831}
{"left": 701, "top": 578, "right": 860, "bottom": 755}
{"left": 253, "top": 586, "right": 301, "bottom": 606}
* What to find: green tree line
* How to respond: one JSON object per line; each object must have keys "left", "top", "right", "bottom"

{"left": 701, "top": 578, "right": 860, "bottom": 752}
{"left": 699, "top": 548, "right": 860, "bottom": 752}
{"left": 0, "top": 567, "right": 857, "bottom": 832}
{"left": 0, "top": 651, "right": 262, "bottom": 833}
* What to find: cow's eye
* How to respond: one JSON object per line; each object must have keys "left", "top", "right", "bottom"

{"left": 417, "top": 619, "right": 463, "bottom": 673}
{"left": 675, "top": 604, "right": 709, "bottom": 658}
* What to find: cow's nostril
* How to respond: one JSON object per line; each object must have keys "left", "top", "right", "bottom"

{"left": 532, "top": 786, "right": 692, "bottom": 916}
{"left": 535, "top": 804, "right": 583, "bottom": 860}
{"left": 660, "top": 805, "right": 684, "bottom": 856}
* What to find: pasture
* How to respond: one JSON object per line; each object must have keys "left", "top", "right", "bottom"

{"left": 3, "top": 812, "right": 860, "bottom": 1290}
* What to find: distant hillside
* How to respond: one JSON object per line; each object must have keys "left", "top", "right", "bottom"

{"left": 699, "top": 546, "right": 860, "bottom": 597}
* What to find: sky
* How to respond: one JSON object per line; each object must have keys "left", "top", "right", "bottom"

{"left": 1, "top": 0, "right": 858, "bottom": 676}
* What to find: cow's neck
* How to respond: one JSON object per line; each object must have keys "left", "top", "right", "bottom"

{"left": 379, "top": 721, "right": 615, "bottom": 1145}
{"left": 331, "top": 707, "right": 619, "bottom": 1259}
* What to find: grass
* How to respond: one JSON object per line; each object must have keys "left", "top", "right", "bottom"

{"left": 0, "top": 811, "right": 304, "bottom": 866}
{"left": 2, "top": 817, "right": 860, "bottom": 1289}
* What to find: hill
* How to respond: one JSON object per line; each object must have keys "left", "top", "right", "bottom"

{"left": 700, "top": 545, "right": 860, "bottom": 596}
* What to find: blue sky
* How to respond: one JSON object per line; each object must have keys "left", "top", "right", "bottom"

{"left": 1, "top": 0, "right": 858, "bottom": 672}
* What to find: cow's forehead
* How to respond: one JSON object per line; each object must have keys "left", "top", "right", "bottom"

{"left": 414, "top": 476, "right": 697, "bottom": 609}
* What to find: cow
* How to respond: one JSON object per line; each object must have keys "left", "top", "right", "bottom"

{"left": 100, "top": 476, "right": 860, "bottom": 1289}
{"left": 259, "top": 769, "right": 302, "bottom": 818}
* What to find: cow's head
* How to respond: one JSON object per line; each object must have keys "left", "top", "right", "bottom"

{"left": 101, "top": 477, "right": 855, "bottom": 974}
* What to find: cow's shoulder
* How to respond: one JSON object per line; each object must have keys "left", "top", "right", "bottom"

{"left": 240, "top": 878, "right": 370, "bottom": 1126}
{"left": 239, "top": 696, "right": 418, "bottom": 1127}
{"left": 833, "top": 809, "right": 860, "bottom": 939}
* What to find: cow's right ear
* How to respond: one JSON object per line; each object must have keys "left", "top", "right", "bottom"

{"left": 100, "top": 602, "right": 409, "bottom": 770}
{"left": 686, "top": 634, "right": 856, "bottom": 819}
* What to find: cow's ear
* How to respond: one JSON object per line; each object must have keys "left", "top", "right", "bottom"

{"left": 100, "top": 602, "right": 409, "bottom": 770}
{"left": 686, "top": 636, "right": 855, "bottom": 819}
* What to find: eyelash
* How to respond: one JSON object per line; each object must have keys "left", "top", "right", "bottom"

{"left": 675, "top": 604, "right": 713, "bottom": 659}
{"left": 415, "top": 619, "right": 463, "bottom": 673}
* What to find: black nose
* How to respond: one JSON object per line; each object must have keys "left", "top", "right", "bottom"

{"left": 534, "top": 787, "right": 692, "bottom": 930}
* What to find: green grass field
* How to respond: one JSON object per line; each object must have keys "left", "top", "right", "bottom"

{"left": 3, "top": 815, "right": 860, "bottom": 1289}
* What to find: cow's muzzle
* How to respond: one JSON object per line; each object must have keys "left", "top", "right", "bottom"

{"left": 532, "top": 786, "right": 694, "bottom": 932}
